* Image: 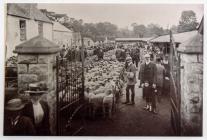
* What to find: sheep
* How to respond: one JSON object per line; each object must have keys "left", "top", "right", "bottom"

{"left": 84, "top": 86, "right": 115, "bottom": 119}
{"left": 88, "top": 92, "right": 106, "bottom": 119}
{"left": 102, "top": 90, "right": 114, "bottom": 119}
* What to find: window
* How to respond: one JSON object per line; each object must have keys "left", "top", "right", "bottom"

{"left": 19, "top": 20, "right": 26, "bottom": 41}
{"left": 38, "top": 22, "right": 43, "bottom": 36}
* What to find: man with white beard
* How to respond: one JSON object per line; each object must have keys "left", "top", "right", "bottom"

{"left": 139, "top": 54, "right": 157, "bottom": 113}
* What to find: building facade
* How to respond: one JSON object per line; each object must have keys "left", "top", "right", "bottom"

{"left": 52, "top": 21, "right": 73, "bottom": 49}
{"left": 6, "top": 4, "right": 53, "bottom": 59}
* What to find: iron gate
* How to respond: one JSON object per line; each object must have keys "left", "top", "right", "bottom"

{"left": 56, "top": 47, "right": 85, "bottom": 136}
{"left": 169, "top": 31, "right": 181, "bottom": 135}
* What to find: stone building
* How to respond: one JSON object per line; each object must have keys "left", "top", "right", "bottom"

{"left": 6, "top": 3, "right": 53, "bottom": 59}
{"left": 52, "top": 21, "right": 73, "bottom": 49}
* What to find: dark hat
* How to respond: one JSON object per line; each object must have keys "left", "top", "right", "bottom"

{"left": 25, "top": 82, "right": 48, "bottom": 94}
{"left": 5, "top": 98, "right": 25, "bottom": 111}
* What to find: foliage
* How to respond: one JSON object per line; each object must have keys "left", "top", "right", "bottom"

{"left": 170, "top": 25, "right": 178, "bottom": 33}
{"left": 177, "top": 10, "right": 198, "bottom": 33}
{"left": 131, "top": 23, "right": 146, "bottom": 38}
{"left": 40, "top": 8, "right": 199, "bottom": 40}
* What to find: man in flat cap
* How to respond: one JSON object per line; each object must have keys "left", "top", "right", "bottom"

{"left": 123, "top": 56, "right": 137, "bottom": 105}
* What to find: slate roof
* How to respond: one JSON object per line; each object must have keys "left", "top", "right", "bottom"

{"left": 150, "top": 30, "right": 198, "bottom": 43}
{"left": 177, "top": 32, "right": 203, "bottom": 53}
{"left": 115, "top": 37, "right": 153, "bottom": 42}
{"left": 53, "top": 21, "right": 73, "bottom": 33}
{"left": 7, "top": 3, "right": 52, "bottom": 23}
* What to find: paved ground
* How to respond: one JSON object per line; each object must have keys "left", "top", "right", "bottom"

{"left": 80, "top": 78, "right": 173, "bottom": 136}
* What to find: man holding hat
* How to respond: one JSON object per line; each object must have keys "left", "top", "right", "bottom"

{"left": 139, "top": 53, "right": 157, "bottom": 113}
{"left": 4, "top": 98, "right": 36, "bottom": 135}
{"left": 123, "top": 56, "right": 137, "bottom": 105}
{"left": 22, "top": 82, "right": 51, "bottom": 135}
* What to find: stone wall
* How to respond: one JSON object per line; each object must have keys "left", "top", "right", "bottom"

{"left": 17, "top": 53, "right": 57, "bottom": 135}
{"left": 180, "top": 53, "right": 203, "bottom": 136}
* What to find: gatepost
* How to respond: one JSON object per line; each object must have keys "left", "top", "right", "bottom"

{"left": 177, "top": 32, "right": 203, "bottom": 136}
{"left": 14, "top": 35, "right": 61, "bottom": 135}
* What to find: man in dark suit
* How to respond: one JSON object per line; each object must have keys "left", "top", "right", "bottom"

{"left": 139, "top": 53, "right": 157, "bottom": 113}
{"left": 23, "top": 82, "right": 50, "bottom": 135}
{"left": 4, "top": 98, "right": 36, "bottom": 136}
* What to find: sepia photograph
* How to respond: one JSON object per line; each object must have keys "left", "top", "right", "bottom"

{"left": 2, "top": 0, "right": 204, "bottom": 137}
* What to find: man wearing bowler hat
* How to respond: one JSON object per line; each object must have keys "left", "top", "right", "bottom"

{"left": 23, "top": 82, "right": 51, "bottom": 135}
{"left": 4, "top": 98, "right": 36, "bottom": 135}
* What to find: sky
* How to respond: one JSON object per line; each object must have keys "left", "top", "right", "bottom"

{"left": 37, "top": 4, "right": 203, "bottom": 29}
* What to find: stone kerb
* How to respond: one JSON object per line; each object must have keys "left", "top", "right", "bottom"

{"left": 14, "top": 36, "right": 61, "bottom": 135}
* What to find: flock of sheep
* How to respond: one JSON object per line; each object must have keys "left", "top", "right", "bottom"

{"left": 84, "top": 50, "right": 125, "bottom": 119}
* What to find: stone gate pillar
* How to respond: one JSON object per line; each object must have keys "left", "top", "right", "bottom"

{"left": 177, "top": 32, "right": 203, "bottom": 136}
{"left": 14, "top": 36, "right": 61, "bottom": 135}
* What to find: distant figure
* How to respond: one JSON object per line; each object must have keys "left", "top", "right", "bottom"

{"left": 162, "top": 55, "right": 170, "bottom": 96}
{"left": 4, "top": 98, "right": 36, "bottom": 135}
{"left": 155, "top": 58, "right": 165, "bottom": 102}
{"left": 97, "top": 48, "right": 104, "bottom": 60}
{"left": 131, "top": 48, "right": 140, "bottom": 67}
{"left": 60, "top": 45, "right": 66, "bottom": 58}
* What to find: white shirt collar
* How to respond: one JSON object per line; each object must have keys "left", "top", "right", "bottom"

{"left": 33, "top": 102, "right": 44, "bottom": 125}
{"left": 145, "top": 61, "right": 150, "bottom": 65}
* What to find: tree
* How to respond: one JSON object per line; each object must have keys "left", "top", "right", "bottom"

{"left": 177, "top": 10, "right": 198, "bottom": 33}
{"left": 132, "top": 24, "right": 146, "bottom": 38}
{"left": 116, "top": 28, "right": 134, "bottom": 38}
{"left": 170, "top": 25, "right": 178, "bottom": 33}
{"left": 95, "top": 22, "right": 118, "bottom": 41}
{"left": 82, "top": 23, "right": 98, "bottom": 40}
{"left": 146, "top": 23, "right": 165, "bottom": 36}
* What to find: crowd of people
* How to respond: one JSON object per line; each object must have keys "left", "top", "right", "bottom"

{"left": 59, "top": 43, "right": 115, "bottom": 61}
